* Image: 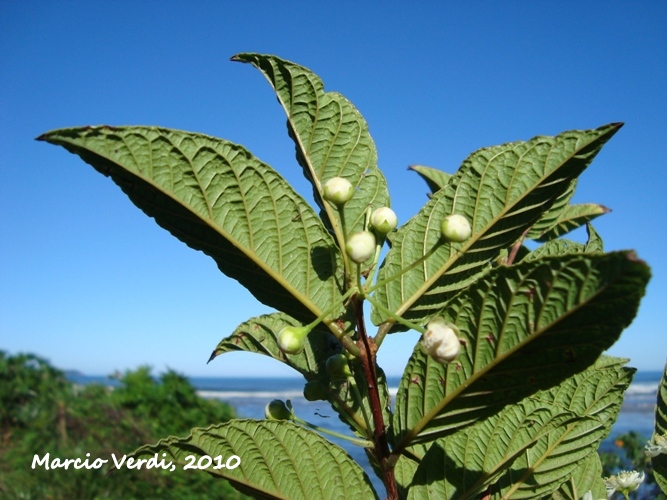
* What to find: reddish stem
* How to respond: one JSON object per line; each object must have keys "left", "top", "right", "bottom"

{"left": 353, "top": 297, "right": 398, "bottom": 500}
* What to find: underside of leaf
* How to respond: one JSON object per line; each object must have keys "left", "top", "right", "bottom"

{"left": 209, "top": 312, "right": 342, "bottom": 380}
{"left": 38, "top": 126, "right": 347, "bottom": 331}
{"left": 372, "top": 123, "right": 623, "bottom": 332}
{"left": 128, "top": 419, "right": 379, "bottom": 499}
{"left": 392, "top": 251, "right": 649, "bottom": 447}
{"left": 232, "top": 53, "right": 390, "bottom": 258}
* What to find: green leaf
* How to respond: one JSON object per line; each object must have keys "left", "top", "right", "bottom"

{"left": 490, "top": 356, "right": 632, "bottom": 499}
{"left": 526, "top": 180, "right": 578, "bottom": 240}
{"left": 523, "top": 239, "right": 586, "bottom": 261}
{"left": 398, "top": 357, "right": 630, "bottom": 500}
{"left": 393, "top": 452, "right": 421, "bottom": 500}
{"left": 232, "top": 53, "right": 390, "bottom": 253}
{"left": 551, "top": 454, "right": 607, "bottom": 500}
{"left": 405, "top": 399, "right": 579, "bottom": 499}
{"left": 653, "top": 362, "right": 667, "bottom": 494}
{"left": 320, "top": 359, "right": 392, "bottom": 446}
{"left": 38, "top": 126, "right": 346, "bottom": 332}
{"left": 128, "top": 419, "right": 379, "bottom": 499}
{"left": 208, "top": 312, "right": 341, "bottom": 380}
{"left": 532, "top": 203, "right": 610, "bottom": 243}
{"left": 408, "top": 164, "right": 452, "bottom": 195}
{"left": 584, "top": 223, "right": 604, "bottom": 254}
{"left": 207, "top": 312, "right": 390, "bottom": 443}
{"left": 371, "top": 124, "right": 622, "bottom": 331}
{"left": 524, "top": 223, "right": 604, "bottom": 263}
{"left": 392, "top": 251, "right": 649, "bottom": 447}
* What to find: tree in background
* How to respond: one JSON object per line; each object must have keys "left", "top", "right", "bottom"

{"left": 0, "top": 351, "right": 245, "bottom": 499}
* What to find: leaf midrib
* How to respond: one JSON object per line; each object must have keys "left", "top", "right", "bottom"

{"left": 53, "top": 130, "right": 330, "bottom": 324}
{"left": 396, "top": 254, "right": 628, "bottom": 450}
{"left": 255, "top": 60, "right": 350, "bottom": 270}
{"left": 387, "top": 133, "right": 608, "bottom": 328}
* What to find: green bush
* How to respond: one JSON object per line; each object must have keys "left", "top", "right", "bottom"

{"left": 0, "top": 351, "right": 245, "bottom": 499}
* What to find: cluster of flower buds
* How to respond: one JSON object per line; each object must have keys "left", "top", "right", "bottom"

{"left": 421, "top": 317, "right": 461, "bottom": 363}
{"left": 440, "top": 214, "right": 472, "bottom": 242}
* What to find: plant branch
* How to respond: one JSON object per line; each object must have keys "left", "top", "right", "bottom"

{"left": 353, "top": 297, "right": 398, "bottom": 500}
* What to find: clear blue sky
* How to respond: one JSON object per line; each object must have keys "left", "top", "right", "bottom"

{"left": 1, "top": 2, "right": 665, "bottom": 377}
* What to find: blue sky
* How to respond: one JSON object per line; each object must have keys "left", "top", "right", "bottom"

{"left": 1, "top": 2, "right": 665, "bottom": 377}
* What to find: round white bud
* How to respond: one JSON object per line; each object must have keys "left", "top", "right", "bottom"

{"left": 323, "top": 177, "right": 354, "bottom": 206}
{"left": 370, "top": 207, "right": 398, "bottom": 234}
{"left": 345, "top": 231, "right": 376, "bottom": 263}
{"left": 422, "top": 318, "right": 461, "bottom": 363}
{"left": 440, "top": 214, "right": 472, "bottom": 243}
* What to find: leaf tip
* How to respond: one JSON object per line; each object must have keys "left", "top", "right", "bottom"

{"left": 625, "top": 250, "right": 647, "bottom": 266}
{"left": 230, "top": 53, "right": 253, "bottom": 64}
{"left": 207, "top": 350, "right": 218, "bottom": 364}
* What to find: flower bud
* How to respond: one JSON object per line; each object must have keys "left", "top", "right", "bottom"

{"left": 440, "top": 214, "right": 472, "bottom": 243}
{"left": 323, "top": 177, "right": 354, "bottom": 206}
{"left": 370, "top": 207, "right": 398, "bottom": 235}
{"left": 345, "top": 231, "right": 376, "bottom": 263}
{"left": 264, "top": 399, "right": 293, "bottom": 420}
{"left": 326, "top": 353, "right": 353, "bottom": 380}
{"left": 421, "top": 317, "right": 461, "bottom": 363}
{"left": 277, "top": 326, "right": 310, "bottom": 355}
{"left": 303, "top": 380, "right": 328, "bottom": 401}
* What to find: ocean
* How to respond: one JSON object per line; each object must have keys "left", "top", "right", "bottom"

{"left": 69, "top": 371, "right": 662, "bottom": 496}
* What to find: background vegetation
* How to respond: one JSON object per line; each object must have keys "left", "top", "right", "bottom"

{"left": 0, "top": 351, "right": 246, "bottom": 499}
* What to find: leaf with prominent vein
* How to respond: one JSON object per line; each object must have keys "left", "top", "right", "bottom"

{"left": 207, "top": 312, "right": 389, "bottom": 441}
{"left": 523, "top": 239, "right": 585, "bottom": 261}
{"left": 524, "top": 224, "right": 604, "bottom": 262}
{"left": 551, "top": 454, "right": 606, "bottom": 500}
{"left": 490, "top": 356, "right": 632, "bottom": 499}
{"left": 584, "top": 223, "right": 604, "bottom": 254}
{"left": 405, "top": 401, "right": 579, "bottom": 499}
{"left": 372, "top": 124, "right": 622, "bottom": 330}
{"left": 526, "top": 179, "right": 577, "bottom": 239}
{"left": 232, "top": 53, "right": 390, "bottom": 249}
{"left": 526, "top": 179, "right": 578, "bottom": 240}
{"left": 392, "top": 252, "right": 649, "bottom": 447}
{"left": 394, "top": 453, "right": 421, "bottom": 500}
{"left": 408, "top": 164, "right": 452, "bottom": 195}
{"left": 208, "top": 312, "right": 341, "bottom": 380}
{"left": 399, "top": 357, "right": 630, "bottom": 500}
{"left": 653, "top": 362, "right": 667, "bottom": 494}
{"left": 531, "top": 203, "right": 610, "bottom": 243}
{"left": 38, "top": 126, "right": 346, "bottom": 330}
{"left": 128, "top": 420, "right": 378, "bottom": 500}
